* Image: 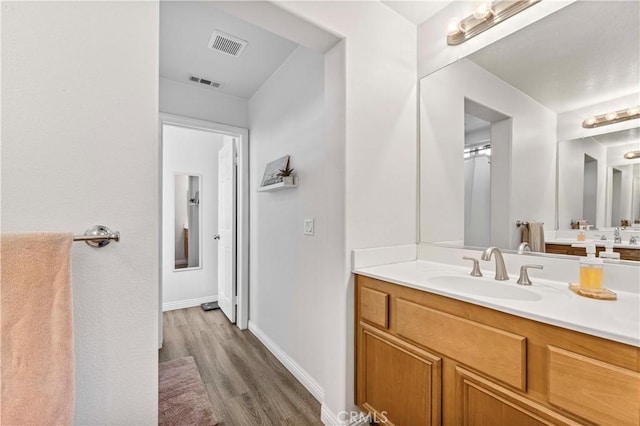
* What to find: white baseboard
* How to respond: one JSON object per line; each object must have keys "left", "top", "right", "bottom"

{"left": 162, "top": 295, "right": 217, "bottom": 312}
{"left": 248, "top": 321, "right": 324, "bottom": 403}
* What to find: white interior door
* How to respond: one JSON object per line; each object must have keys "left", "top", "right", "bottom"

{"left": 217, "top": 138, "right": 237, "bottom": 323}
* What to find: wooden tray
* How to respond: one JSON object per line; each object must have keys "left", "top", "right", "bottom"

{"left": 568, "top": 284, "right": 617, "bottom": 300}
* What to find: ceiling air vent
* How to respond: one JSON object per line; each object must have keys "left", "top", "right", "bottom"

{"left": 208, "top": 30, "right": 248, "bottom": 58}
{"left": 188, "top": 75, "right": 222, "bottom": 89}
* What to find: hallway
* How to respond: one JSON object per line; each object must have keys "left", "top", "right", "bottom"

{"left": 160, "top": 308, "right": 322, "bottom": 425}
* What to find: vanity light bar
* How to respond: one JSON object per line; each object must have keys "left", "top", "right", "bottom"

{"left": 447, "top": 0, "right": 541, "bottom": 46}
{"left": 582, "top": 106, "right": 640, "bottom": 129}
{"left": 624, "top": 151, "right": 640, "bottom": 160}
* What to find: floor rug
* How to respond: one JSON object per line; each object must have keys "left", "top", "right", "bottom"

{"left": 159, "top": 356, "right": 218, "bottom": 426}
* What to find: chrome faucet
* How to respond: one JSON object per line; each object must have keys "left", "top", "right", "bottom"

{"left": 481, "top": 247, "right": 509, "bottom": 281}
{"left": 517, "top": 242, "right": 531, "bottom": 254}
{"left": 517, "top": 264, "right": 543, "bottom": 286}
{"left": 614, "top": 227, "right": 622, "bottom": 244}
{"left": 462, "top": 257, "right": 483, "bottom": 277}
{"left": 629, "top": 236, "right": 638, "bottom": 245}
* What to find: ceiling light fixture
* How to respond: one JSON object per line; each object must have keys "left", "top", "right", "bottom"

{"left": 582, "top": 106, "right": 640, "bottom": 128}
{"left": 473, "top": 3, "right": 494, "bottom": 20}
{"left": 447, "top": 17, "right": 464, "bottom": 36}
{"left": 447, "top": 0, "right": 541, "bottom": 45}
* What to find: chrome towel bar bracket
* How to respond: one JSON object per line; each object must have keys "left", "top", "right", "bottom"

{"left": 73, "top": 225, "right": 120, "bottom": 247}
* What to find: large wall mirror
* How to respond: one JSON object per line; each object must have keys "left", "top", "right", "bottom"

{"left": 174, "top": 174, "right": 201, "bottom": 270}
{"left": 419, "top": 0, "right": 640, "bottom": 254}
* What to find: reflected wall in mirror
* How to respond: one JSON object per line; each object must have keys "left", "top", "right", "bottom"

{"left": 174, "top": 174, "right": 201, "bottom": 270}
{"left": 419, "top": 0, "right": 639, "bottom": 253}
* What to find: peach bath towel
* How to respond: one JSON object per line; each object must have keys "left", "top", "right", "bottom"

{"left": 1, "top": 233, "right": 74, "bottom": 425}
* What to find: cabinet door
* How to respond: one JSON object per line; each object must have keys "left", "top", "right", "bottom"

{"left": 454, "top": 366, "right": 584, "bottom": 426}
{"left": 357, "top": 324, "right": 441, "bottom": 426}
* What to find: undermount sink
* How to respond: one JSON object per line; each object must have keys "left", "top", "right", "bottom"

{"left": 429, "top": 275, "right": 543, "bottom": 301}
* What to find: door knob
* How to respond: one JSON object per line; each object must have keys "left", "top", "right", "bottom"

{"left": 213, "top": 234, "right": 220, "bottom": 240}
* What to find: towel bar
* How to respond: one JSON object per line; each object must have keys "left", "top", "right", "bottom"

{"left": 516, "top": 220, "right": 544, "bottom": 228}
{"left": 73, "top": 225, "right": 120, "bottom": 247}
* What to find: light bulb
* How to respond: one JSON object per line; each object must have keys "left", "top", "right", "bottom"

{"left": 605, "top": 111, "right": 618, "bottom": 121}
{"left": 626, "top": 106, "right": 640, "bottom": 116}
{"left": 584, "top": 117, "right": 597, "bottom": 126}
{"left": 447, "top": 18, "right": 463, "bottom": 36}
{"left": 473, "top": 2, "right": 493, "bottom": 20}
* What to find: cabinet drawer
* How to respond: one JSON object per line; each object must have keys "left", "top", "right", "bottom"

{"left": 360, "top": 287, "right": 389, "bottom": 328}
{"left": 396, "top": 298, "right": 526, "bottom": 390}
{"left": 548, "top": 346, "right": 640, "bottom": 425}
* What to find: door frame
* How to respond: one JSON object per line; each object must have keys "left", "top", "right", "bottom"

{"left": 159, "top": 113, "right": 250, "bottom": 344}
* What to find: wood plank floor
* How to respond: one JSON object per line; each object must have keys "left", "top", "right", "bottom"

{"left": 159, "top": 307, "right": 322, "bottom": 426}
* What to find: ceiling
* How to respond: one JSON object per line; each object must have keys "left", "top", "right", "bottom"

{"left": 160, "top": 1, "right": 298, "bottom": 100}
{"left": 464, "top": 114, "right": 490, "bottom": 133}
{"left": 592, "top": 127, "right": 640, "bottom": 147}
{"left": 468, "top": 1, "right": 640, "bottom": 114}
{"left": 381, "top": 1, "right": 454, "bottom": 25}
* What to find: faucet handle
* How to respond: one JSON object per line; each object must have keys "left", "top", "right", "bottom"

{"left": 463, "top": 257, "right": 483, "bottom": 277}
{"left": 517, "top": 264, "right": 543, "bottom": 286}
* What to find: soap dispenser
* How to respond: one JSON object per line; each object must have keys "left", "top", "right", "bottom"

{"left": 572, "top": 243, "right": 603, "bottom": 293}
{"left": 599, "top": 240, "right": 620, "bottom": 261}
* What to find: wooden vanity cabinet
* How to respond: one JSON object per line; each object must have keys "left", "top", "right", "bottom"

{"left": 355, "top": 274, "right": 640, "bottom": 426}
{"left": 545, "top": 243, "right": 640, "bottom": 261}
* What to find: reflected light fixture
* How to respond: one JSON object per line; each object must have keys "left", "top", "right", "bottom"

{"left": 624, "top": 151, "right": 640, "bottom": 160}
{"left": 447, "top": 0, "right": 541, "bottom": 46}
{"left": 582, "top": 106, "right": 640, "bottom": 128}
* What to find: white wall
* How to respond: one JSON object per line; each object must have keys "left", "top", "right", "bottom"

{"left": 222, "top": 2, "right": 417, "bottom": 421}
{"left": 270, "top": 3, "right": 417, "bottom": 422}
{"left": 420, "top": 59, "right": 556, "bottom": 249}
{"left": 162, "top": 124, "right": 225, "bottom": 309}
{"left": 2, "top": 2, "right": 159, "bottom": 424}
{"left": 557, "top": 138, "right": 607, "bottom": 230}
{"left": 248, "top": 45, "right": 326, "bottom": 392}
{"left": 160, "top": 77, "right": 249, "bottom": 129}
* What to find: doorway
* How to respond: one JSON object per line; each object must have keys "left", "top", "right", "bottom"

{"left": 583, "top": 154, "right": 598, "bottom": 227}
{"left": 464, "top": 99, "right": 512, "bottom": 248}
{"left": 159, "top": 113, "right": 249, "bottom": 347}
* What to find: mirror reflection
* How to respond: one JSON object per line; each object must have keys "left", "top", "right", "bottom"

{"left": 419, "top": 0, "right": 639, "bottom": 254}
{"left": 559, "top": 128, "right": 640, "bottom": 230}
{"left": 175, "top": 174, "right": 201, "bottom": 270}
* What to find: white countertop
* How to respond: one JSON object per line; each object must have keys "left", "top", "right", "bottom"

{"left": 354, "top": 260, "right": 640, "bottom": 347}
{"left": 547, "top": 238, "right": 640, "bottom": 250}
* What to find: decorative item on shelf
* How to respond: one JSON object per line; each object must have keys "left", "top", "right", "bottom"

{"left": 277, "top": 165, "right": 295, "bottom": 185}
{"left": 582, "top": 105, "right": 640, "bottom": 129}
{"left": 446, "top": 0, "right": 541, "bottom": 46}
{"left": 260, "top": 155, "right": 290, "bottom": 187}
{"left": 257, "top": 155, "right": 297, "bottom": 192}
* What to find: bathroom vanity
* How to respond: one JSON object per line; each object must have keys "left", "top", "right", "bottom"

{"left": 353, "top": 261, "right": 640, "bottom": 426}
{"left": 545, "top": 242, "right": 640, "bottom": 262}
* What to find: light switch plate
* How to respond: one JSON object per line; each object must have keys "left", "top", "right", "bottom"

{"left": 304, "top": 219, "right": 314, "bottom": 236}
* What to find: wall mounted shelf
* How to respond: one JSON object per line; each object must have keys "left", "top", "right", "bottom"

{"left": 257, "top": 180, "right": 297, "bottom": 192}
